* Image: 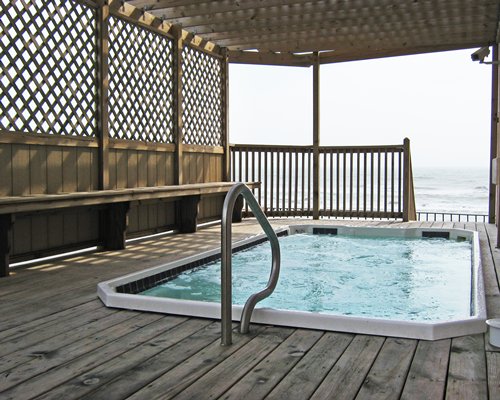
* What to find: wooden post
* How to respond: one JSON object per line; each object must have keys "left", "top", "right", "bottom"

{"left": 176, "top": 195, "right": 200, "bottom": 233}
{"left": 221, "top": 48, "right": 231, "bottom": 182}
{"left": 96, "top": 1, "right": 110, "bottom": 190}
{"left": 490, "top": 44, "right": 499, "bottom": 224}
{"left": 0, "top": 214, "right": 14, "bottom": 277}
{"left": 402, "top": 137, "right": 416, "bottom": 222}
{"left": 173, "top": 26, "right": 184, "bottom": 185}
{"left": 102, "top": 203, "right": 130, "bottom": 250}
{"left": 312, "top": 52, "right": 320, "bottom": 219}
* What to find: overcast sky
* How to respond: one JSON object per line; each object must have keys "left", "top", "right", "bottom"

{"left": 229, "top": 49, "right": 492, "bottom": 169}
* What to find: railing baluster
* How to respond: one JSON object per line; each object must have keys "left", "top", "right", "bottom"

{"left": 270, "top": 151, "right": 274, "bottom": 215}
{"left": 398, "top": 150, "right": 402, "bottom": 214}
{"left": 343, "top": 151, "right": 347, "bottom": 214}
{"left": 329, "top": 149, "right": 333, "bottom": 217}
{"left": 391, "top": 151, "right": 395, "bottom": 216}
{"left": 323, "top": 150, "right": 327, "bottom": 217}
{"left": 363, "top": 151, "right": 367, "bottom": 214}
{"left": 350, "top": 150, "right": 354, "bottom": 213}
{"left": 258, "top": 151, "right": 262, "bottom": 204}
{"left": 264, "top": 151, "right": 268, "bottom": 214}
{"left": 356, "top": 151, "right": 360, "bottom": 213}
{"left": 384, "top": 151, "right": 388, "bottom": 214}
{"left": 336, "top": 150, "right": 340, "bottom": 213}
{"left": 288, "top": 149, "right": 292, "bottom": 217}
{"left": 301, "top": 150, "right": 305, "bottom": 214}
{"left": 377, "top": 150, "right": 381, "bottom": 213}
{"left": 276, "top": 151, "right": 281, "bottom": 216}
{"left": 370, "top": 151, "right": 374, "bottom": 213}
{"left": 308, "top": 150, "right": 312, "bottom": 213}
{"left": 290, "top": 150, "right": 299, "bottom": 211}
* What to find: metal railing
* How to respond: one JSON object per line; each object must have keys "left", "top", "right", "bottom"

{"left": 230, "top": 139, "right": 416, "bottom": 221}
{"left": 417, "top": 211, "right": 488, "bottom": 223}
{"left": 221, "top": 183, "right": 281, "bottom": 345}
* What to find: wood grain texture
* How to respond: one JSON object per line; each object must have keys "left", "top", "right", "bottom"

{"left": 446, "top": 334, "right": 488, "bottom": 399}
{"left": 0, "top": 144, "right": 12, "bottom": 196}
{"left": 401, "top": 339, "right": 451, "bottom": 400}
{"left": 12, "top": 144, "right": 30, "bottom": 196}
{"left": 356, "top": 338, "right": 417, "bottom": 400}
{"left": 219, "top": 329, "right": 323, "bottom": 400}
{"left": 311, "top": 334, "right": 385, "bottom": 400}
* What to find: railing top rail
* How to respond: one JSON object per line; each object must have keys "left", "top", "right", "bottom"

{"left": 230, "top": 143, "right": 405, "bottom": 152}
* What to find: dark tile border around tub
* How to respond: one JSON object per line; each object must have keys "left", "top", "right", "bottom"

{"left": 422, "top": 231, "right": 450, "bottom": 239}
{"left": 117, "top": 230, "right": 289, "bottom": 295}
{"left": 313, "top": 227, "right": 338, "bottom": 235}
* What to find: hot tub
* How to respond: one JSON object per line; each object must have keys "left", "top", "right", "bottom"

{"left": 98, "top": 225, "right": 486, "bottom": 340}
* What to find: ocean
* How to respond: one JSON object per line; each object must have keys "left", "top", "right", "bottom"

{"left": 412, "top": 166, "right": 489, "bottom": 215}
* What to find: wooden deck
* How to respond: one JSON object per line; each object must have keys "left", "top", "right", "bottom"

{"left": 1, "top": 219, "right": 499, "bottom": 400}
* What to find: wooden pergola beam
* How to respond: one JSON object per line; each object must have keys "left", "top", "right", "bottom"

{"left": 108, "top": 0, "right": 222, "bottom": 57}
{"left": 223, "top": 27, "right": 494, "bottom": 51}
{"left": 228, "top": 51, "right": 313, "bottom": 67}
{"left": 317, "top": 42, "right": 492, "bottom": 64}
{"left": 134, "top": 0, "right": 497, "bottom": 27}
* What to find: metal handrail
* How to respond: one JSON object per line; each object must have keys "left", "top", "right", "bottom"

{"left": 221, "top": 183, "right": 281, "bottom": 346}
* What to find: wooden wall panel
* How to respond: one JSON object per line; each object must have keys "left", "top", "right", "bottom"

{"left": 47, "top": 146, "right": 63, "bottom": 193}
{"left": 29, "top": 145, "right": 47, "bottom": 194}
{"left": 110, "top": 148, "right": 175, "bottom": 189}
{"left": 13, "top": 218, "right": 31, "bottom": 255}
{"left": 116, "top": 149, "right": 128, "bottom": 189}
{"left": 31, "top": 215, "right": 49, "bottom": 252}
{"left": 109, "top": 149, "right": 117, "bottom": 189}
{"left": 62, "top": 147, "right": 78, "bottom": 192}
{"left": 147, "top": 151, "right": 157, "bottom": 187}
{"left": 127, "top": 150, "right": 138, "bottom": 188}
{"left": 0, "top": 143, "right": 12, "bottom": 196}
{"left": 138, "top": 150, "right": 147, "bottom": 187}
{"left": 12, "top": 144, "right": 30, "bottom": 196}
{"left": 126, "top": 199, "right": 176, "bottom": 237}
{"left": 10, "top": 209, "right": 100, "bottom": 260}
{"left": 182, "top": 151, "right": 223, "bottom": 184}
{"left": 47, "top": 214, "right": 64, "bottom": 248}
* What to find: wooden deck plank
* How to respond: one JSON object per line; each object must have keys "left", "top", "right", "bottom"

{"left": 310, "top": 335, "right": 385, "bottom": 400}
{"left": 37, "top": 319, "right": 232, "bottom": 400}
{"left": 0, "top": 311, "right": 157, "bottom": 393}
{"left": 445, "top": 334, "right": 488, "bottom": 400}
{"left": 266, "top": 332, "right": 354, "bottom": 400}
{"left": 218, "top": 329, "right": 324, "bottom": 400}
{"left": 0, "top": 313, "right": 173, "bottom": 399}
{"left": 0, "top": 299, "right": 101, "bottom": 342}
{"left": 355, "top": 338, "right": 417, "bottom": 400}
{"left": 400, "top": 339, "right": 451, "bottom": 400}
{"left": 76, "top": 321, "right": 228, "bottom": 400}
{"left": 0, "top": 305, "right": 118, "bottom": 359}
{"left": 126, "top": 326, "right": 267, "bottom": 400}
{"left": 172, "top": 326, "right": 294, "bottom": 400}
{"left": 487, "top": 351, "right": 500, "bottom": 400}
{"left": 477, "top": 224, "right": 500, "bottom": 296}
{"left": 2, "top": 292, "right": 98, "bottom": 330}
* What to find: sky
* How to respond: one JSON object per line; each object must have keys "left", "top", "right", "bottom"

{"left": 229, "top": 49, "right": 493, "bottom": 169}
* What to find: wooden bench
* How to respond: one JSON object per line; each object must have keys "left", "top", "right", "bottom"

{"left": 0, "top": 182, "right": 259, "bottom": 277}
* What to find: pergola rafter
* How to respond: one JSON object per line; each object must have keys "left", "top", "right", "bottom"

{"left": 127, "top": 0, "right": 500, "bottom": 66}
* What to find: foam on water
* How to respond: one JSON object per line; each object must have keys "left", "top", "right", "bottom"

{"left": 141, "top": 233, "right": 472, "bottom": 322}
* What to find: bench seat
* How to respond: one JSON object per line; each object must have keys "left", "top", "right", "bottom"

{"left": 0, "top": 182, "right": 259, "bottom": 277}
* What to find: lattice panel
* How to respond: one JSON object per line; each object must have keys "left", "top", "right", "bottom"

{"left": 182, "top": 46, "right": 223, "bottom": 146}
{"left": 0, "top": 0, "right": 97, "bottom": 136}
{"left": 108, "top": 17, "right": 174, "bottom": 143}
